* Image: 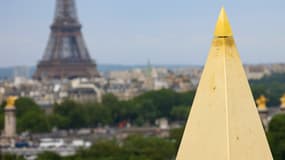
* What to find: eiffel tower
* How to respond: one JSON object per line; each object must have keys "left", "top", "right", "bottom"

{"left": 33, "top": 0, "right": 100, "bottom": 80}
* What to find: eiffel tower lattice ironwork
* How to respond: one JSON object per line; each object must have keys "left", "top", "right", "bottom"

{"left": 33, "top": 0, "right": 100, "bottom": 80}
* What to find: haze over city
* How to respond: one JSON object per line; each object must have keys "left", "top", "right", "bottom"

{"left": 0, "top": 0, "right": 285, "bottom": 67}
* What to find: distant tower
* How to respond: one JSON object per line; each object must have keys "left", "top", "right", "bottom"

{"left": 33, "top": 0, "right": 100, "bottom": 80}
{"left": 4, "top": 97, "right": 17, "bottom": 138}
{"left": 144, "top": 59, "right": 154, "bottom": 90}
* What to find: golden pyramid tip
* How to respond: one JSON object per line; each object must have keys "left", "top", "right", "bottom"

{"left": 214, "top": 7, "right": 233, "bottom": 37}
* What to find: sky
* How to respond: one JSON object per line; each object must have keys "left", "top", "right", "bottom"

{"left": 0, "top": 0, "right": 285, "bottom": 67}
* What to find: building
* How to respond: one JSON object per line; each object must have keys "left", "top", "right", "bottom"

{"left": 69, "top": 79, "right": 102, "bottom": 102}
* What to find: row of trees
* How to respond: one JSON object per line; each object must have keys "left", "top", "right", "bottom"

{"left": 268, "top": 114, "right": 285, "bottom": 160}
{"left": 0, "top": 89, "right": 194, "bottom": 133}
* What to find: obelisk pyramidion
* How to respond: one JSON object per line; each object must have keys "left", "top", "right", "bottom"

{"left": 176, "top": 7, "right": 273, "bottom": 160}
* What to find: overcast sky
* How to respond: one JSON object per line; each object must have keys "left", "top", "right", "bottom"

{"left": 0, "top": 0, "right": 285, "bottom": 67}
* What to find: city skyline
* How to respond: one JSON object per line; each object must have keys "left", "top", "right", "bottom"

{"left": 0, "top": 0, "right": 285, "bottom": 67}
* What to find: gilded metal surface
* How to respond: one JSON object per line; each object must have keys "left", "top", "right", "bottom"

{"left": 214, "top": 7, "right": 233, "bottom": 37}
{"left": 256, "top": 95, "right": 268, "bottom": 111}
{"left": 176, "top": 8, "right": 273, "bottom": 160}
{"left": 280, "top": 94, "right": 285, "bottom": 108}
{"left": 5, "top": 96, "right": 17, "bottom": 109}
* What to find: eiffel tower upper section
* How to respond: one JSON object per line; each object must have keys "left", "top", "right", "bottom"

{"left": 34, "top": 0, "right": 99, "bottom": 80}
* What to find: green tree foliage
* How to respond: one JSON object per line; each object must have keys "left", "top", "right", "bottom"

{"left": 123, "top": 135, "right": 175, "bottom": 160}
{"left": 170, "top": 105, "right": 190, "bottom": 121}
{"left": 169, "top": 127, "right": 185, "bottom": 150}
{"left": 87, "top": 103, "right": 112, "bottom": 126}
{"left": 48, "top": 113, "right": 69, "bottom": 129}
{"left": 53, "top": 100, "right": 112, "bottom": 129}
{"left": 0, "top": 109, "right": 4, "bottom": 129}
{"left": 102, "top": 94, "right": 127, "bottom": 124}
{"left": 268, "top": 114, "right": 285, "bottom": 160}
{"left": 49, "top": 90, "right": 195, "bottom": 129}
{"left": 65, "top": 135, "right": 176, "bottom": 160}
{"left": 0, "top": 154, "right": 25, "bottom": 160}
{"left": 250, "top": 73, "right": 285, "bottom": 106}
{"left": 15, "top": 97, "right": 41, "bottom": 117}
{"left": 1, "top": 89, "right": 196, "bottom": 132}
{"left": 135, "top": 89, "right": 178, "bottom": 117}
{"left": 37, "top": 152, "right": 62, "bottom": 160}
{"left": 54, "top": 100, "right": 90, "bottom": 129}
{"left": 131, "top": 89, "right": 194, "bottom": 125}
{"left": 17, "top": 110, "right": 50, "bottom": 133}
{"left": 75, "top": 140, "right": 123, "bottom": 160}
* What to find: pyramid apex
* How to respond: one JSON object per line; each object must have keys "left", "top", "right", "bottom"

{"left": 214, "top": 7, "right": 233, "bottom": 37}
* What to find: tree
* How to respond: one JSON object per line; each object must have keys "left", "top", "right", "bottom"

{"left": 135, "top": 89, "right": 177, "bottom": 117}
{"left": 134, "top": 99, "right": 157, "bottom": 125}
{"left": 0, "top": 112, "right": 4, "bottom": 130}
{"left": 102, "top": 94, "right": 119, "bottom": 107}
{"left": 176, "top": 91, "right": 195, "bottom": 106}
{"left": 88, "top": 104, "right": 112, "bottom": 126}
{"left": 170, "top": 105, "right": 190, "bottom": 121}
{"left": 64, "top": 135, "right": 177, "bottom": 160}
{"left": 169, "top": 127, "right": 185, "bottom": 150}
{"left": 123, "top": 135, "right": 176, "bottom": 160}
{"left": 37, "top": 152, "right": 61, "bottom": 160}
{"left": 102, "top": 94, "right": 123, "bottom": 124}
{"left": 268, "top": 114, "right": 285, "bottom": 160}
{"left": 48, "top": 114, "right": 69, "bottom": 129}
{"left": 15, "top": 97, "right": 41, "bottom": 117}
{"left": 0, "top": 154, "right": 25, "bottom": 160}
{"left": 75, "top": 140, "right": 123, "bottom": 160}
{"left": 53, "top": 99, "right": 78, "bottom": 117}
{"left": 17, "top": 110, "right": 50, "bottom": 133}
{"left": 53, "top": 100, "right": 88, "bottom": 129}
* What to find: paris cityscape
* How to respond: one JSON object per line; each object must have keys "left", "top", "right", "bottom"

{"left": 1, "top": 1, "right": 285, "bottom": 160}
